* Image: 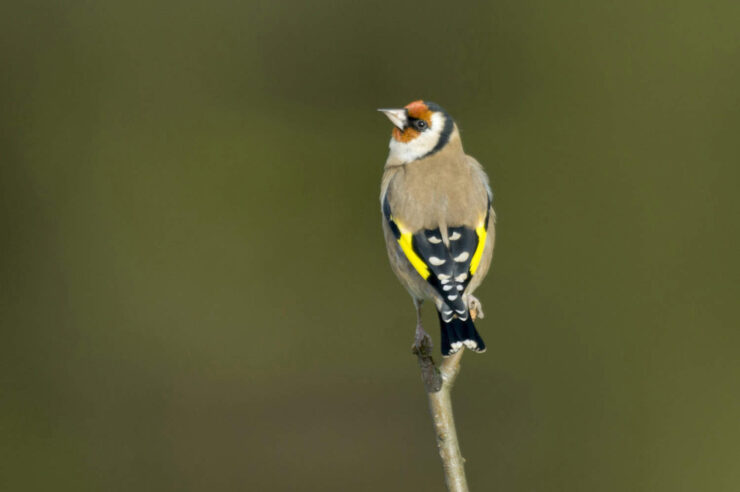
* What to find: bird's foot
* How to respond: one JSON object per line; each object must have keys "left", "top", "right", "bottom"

{"left": 466, "top": 294, "right": 485, "bottom": 321}
{"left": 412, "top": 324, "right": 441, "bottom": 392}
{"left": 411, "top": 324, "right": 434, "bottom": 357}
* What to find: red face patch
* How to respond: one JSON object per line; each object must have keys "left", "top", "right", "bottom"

{"left": 392, "top": 100, "right": 433, "bottom": 142}
{"left": 393, "top": 126, "right": 419, "bottom": 142}
{"left": 405, "top": 100, "right": 432, "bottom": 121}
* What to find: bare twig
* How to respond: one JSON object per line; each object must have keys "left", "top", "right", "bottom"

{"left": 413, "top": 343, "right": 469, "bottom": 492}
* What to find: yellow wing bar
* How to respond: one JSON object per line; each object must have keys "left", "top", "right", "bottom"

{"left": 398, "top": 231, "right": 430, "bottom": 279}
{"left": 469, "top": 223, "right": 487, "bottom": 275}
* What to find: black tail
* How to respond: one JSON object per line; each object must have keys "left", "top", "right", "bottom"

{"left": 437, "top": 311, "right": 486, "bottom": 356}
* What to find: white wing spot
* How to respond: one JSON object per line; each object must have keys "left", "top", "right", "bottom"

{"left": 429, "top": 256, "right": 446, "bottom": 266}
{"left": 456, "top": 285, "right": 463, "bottom": 291}
{"left": 455, "top": 273, "right": 468, "bottom": 282}
{"left": 437, "top": 273, "right": 451, "bottom": 281}
{"left": 443, "top": 285, "right": 453, "bottom": 291}
{"left": 449, "top": 232, "right": 462, "bottom": 241}
{"left": 453, "top": 252, "right": 470, "bottom": 262}
{"left": 447, "top": 294, "right": 458, "bottom": 301}
{"left": 428, "top": 236, "right": 442, "bottom": 244}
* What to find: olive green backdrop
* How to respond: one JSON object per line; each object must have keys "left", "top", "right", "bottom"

{"left": 2, "top": 1, "right": 739, "bottom": 490}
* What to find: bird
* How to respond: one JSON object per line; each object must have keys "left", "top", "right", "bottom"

{"left": 379, "top": 100, "right": 495, "bottom": 357}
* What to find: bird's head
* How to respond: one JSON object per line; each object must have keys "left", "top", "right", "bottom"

{"left": 379, "top": 100, "right": 457, "bottom": 164}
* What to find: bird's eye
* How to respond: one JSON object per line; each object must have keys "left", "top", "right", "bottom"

{"left": 414, "top": 120, "right": 428, "bottom": 131}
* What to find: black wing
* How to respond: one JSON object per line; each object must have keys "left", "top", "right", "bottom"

{"left": 383, "top": 196, "right": 490, "bottom": 321}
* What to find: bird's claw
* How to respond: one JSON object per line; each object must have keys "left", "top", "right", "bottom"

{"left": 411, "top": 324, "right": 434, "bottom": 357}
{"left": 466, "top": 294, "right": 485, "bottom": 320}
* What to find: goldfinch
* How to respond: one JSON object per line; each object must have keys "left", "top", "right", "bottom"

{"left": 379, "top": 100, "right": 495, "bottom": 357}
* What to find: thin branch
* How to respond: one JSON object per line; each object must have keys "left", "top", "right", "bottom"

{"left": 413, "top": 344, "right": 469, "bottom": 492}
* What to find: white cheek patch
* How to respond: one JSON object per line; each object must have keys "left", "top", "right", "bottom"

{"left": 388, "top": 112, "right": 446, "bottom": 163}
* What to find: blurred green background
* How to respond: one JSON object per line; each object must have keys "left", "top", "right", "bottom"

{"left": 2, "top": 0, "right": 739, "bottom": 490}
